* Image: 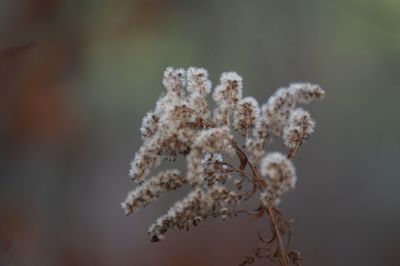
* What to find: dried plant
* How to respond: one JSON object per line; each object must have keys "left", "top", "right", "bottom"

{"left": 121, "top": 67, "right": 325, "bottom": 265}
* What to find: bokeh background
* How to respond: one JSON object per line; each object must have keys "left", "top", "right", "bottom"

{"left": 1, "top": 0, "right": 400, "bottom": 265}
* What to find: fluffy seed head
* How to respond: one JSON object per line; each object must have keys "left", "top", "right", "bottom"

{"left": 246, "top": 82, "right": 325, "bottom": 162}
{"left": 193, "top": 126, "right": 234, "bottom": 154}
{"left": 260, "top": 152, "right": 297, "bottom": 206}
{"left": 122, "top": 169, "right": 186, "bottom": 215}
{"left": 201, "top": 153, "right": 229, "bottom": 186}
{"left": 288, "top": 83, "right": 325, "bottom": 104}
{"left": 140, "top": 112, "right": 160, "bottom": 140}
{"left": 186, "top": 67, "right": 212, "bottom": 95}
{"left": 123, "top": 67, "right": 325, "bottom": 245}
{"left": 186, "top": 67, "right": 212, "bottom": 119}
{"left": 162, "top": 67, "right": 187, "bottom": 95}
{"left": 187, "top": 127, "right": 234, "bottom": 185}
{"left": 213, "top": 72, "right": 243, "bottom": 105}
{"left": 283, "top": 108, "right": 315, "bottom": 149}
{"left": 233, "top": 97, "right": 260, "bottom": 135}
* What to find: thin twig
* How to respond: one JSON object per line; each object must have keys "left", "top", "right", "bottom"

{"left": 266, "top": 206, "right": 289, "bottom": 266}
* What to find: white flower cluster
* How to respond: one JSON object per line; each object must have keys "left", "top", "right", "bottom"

{"left": 122, "top": 67, "right": 325, "bottom": 242}
{"left": 246, "top": 83, "right": 325, "bottom": 162}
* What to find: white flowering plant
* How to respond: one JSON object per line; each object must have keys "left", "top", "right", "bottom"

{"left": 121, "top": 67, "right": 325, "bottom": 265}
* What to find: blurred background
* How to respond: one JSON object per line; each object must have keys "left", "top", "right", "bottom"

{"left": 1, "top": 0, "right": 399, "bottom": 265}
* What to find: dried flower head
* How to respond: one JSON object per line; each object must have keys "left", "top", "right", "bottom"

{"left": 122, "top": 67, "right": 325, "bottom": 265}
{"left": 187, "top": 126, "right": 234, "bottom": 185}
{"left": 162, "top": 67, "right": 186, "bottom": 95}
{"left": 122, "top": 169, "right": 186, "bottom": 215}
{"left": 201, "top": 153, "right": 229, "bottom": 186}
{"left": 234, "top": 97, "right": 260, "bottom": 136}
{"left": 260, "top": 152, "right": 297, "bottom": 206}
{"left": 212, "top": 72, "right": 243, "bottom": 126}
{"left": 140, "top": 111, "right": 159, "bottom": 140}
{"left": 246, "top": 83, "right": 324, "bottom": 162}
{"left": 186, "top": 67, "right": 212, "bottom": 119}
{"left": 186, "top": 67, "right": 211, "bottom": 95}
{"left": 283, "top": 108, "right": 315, "bottom": 152}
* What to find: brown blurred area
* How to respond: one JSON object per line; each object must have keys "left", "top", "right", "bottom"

{"left": 1, "top": 0, "right": 400, "bottom": 265}
{"left": 0, "top": 0, "right": 82, "bottom": 147}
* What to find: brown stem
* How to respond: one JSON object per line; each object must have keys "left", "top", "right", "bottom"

{"left": 266, "top": 206, "right": 289, "bottom": 266}
{"left": 232, "top": 141, "right": 266, "bottom": 188}
{"left": 231, "top": 140, "right": 292, "bottom": 265}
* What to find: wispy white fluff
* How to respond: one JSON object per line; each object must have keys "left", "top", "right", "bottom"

{"left": 233, "top": 96, "right": 260, "bottom": 136}
{"left": 123, "top": 66, "right": 325, "bottom": 243}
{"left": 283, "top": 108, "right": 315, "bottom": 149}
{"left": 260, "top": 152, "right": 297, "bottom": 206}
{"left": 212, "top": 71, "right": 243, "bottom": 126}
